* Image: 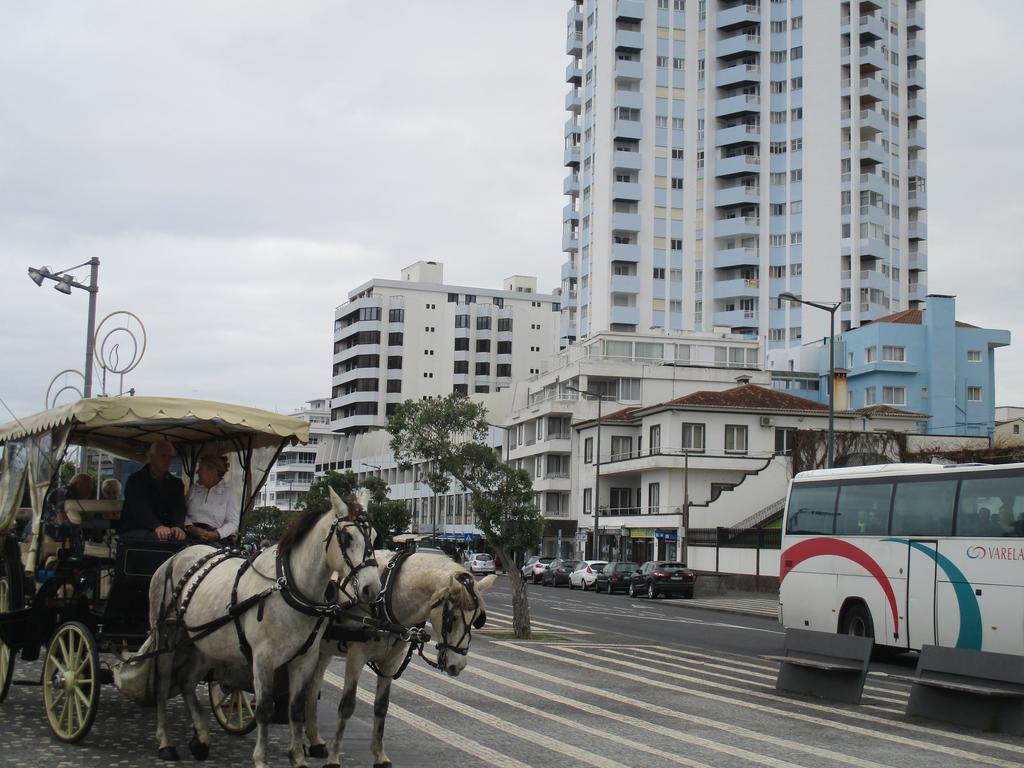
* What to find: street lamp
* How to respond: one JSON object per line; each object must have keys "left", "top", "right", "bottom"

{"left": 27, "top": 259, "right": 100, "bottom": 398}
{"left": 567, "top": 385, "right": 612, "bottom": 559}
{"left": 779, "top": 292, "right": 841, "bottom": 468}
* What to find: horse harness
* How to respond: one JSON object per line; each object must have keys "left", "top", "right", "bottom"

{"left": 161, "top": 513, "right": 378, "bottom": 665}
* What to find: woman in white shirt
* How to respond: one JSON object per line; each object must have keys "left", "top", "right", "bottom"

{"left": 184, "top": 455, "right": 240, "bottom": 544}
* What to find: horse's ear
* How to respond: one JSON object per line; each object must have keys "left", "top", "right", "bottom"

{"left": 446, "top": 573, "right": 459, "bottom": 597}
{"left": 328, "top": 487, "right": 345, "bottom": 514}
{"left": 476, "top": 575, "right": 497, "bottom": 592}
{"left": 356, "top": 487, "right": 371, "bottom": 513}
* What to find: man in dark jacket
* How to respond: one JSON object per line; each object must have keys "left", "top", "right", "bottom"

{"left": 120, "top": 439, "right": 186, "bottom": 541}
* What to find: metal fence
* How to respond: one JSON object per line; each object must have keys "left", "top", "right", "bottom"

{"left": 688, "top": 527, "right": 781, "bottom": 549}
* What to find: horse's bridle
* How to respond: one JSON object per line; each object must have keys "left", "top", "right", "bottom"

{"left": 419, "top": 571, "right": 487, "bottom": 671}
{"left": 323, "top": 513, "right": 378, "bottom": 608}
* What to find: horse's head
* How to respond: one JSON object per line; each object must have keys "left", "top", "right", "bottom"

{"left": 426, "top": 571, "right": 495, "bottom": 676}
{"left": 325, "top": 487, "right": 381, "bottom": 606}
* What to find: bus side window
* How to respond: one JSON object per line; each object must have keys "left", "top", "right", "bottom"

{"left": 960, "top": 475, "right": 1024, "bottom": 538}
{"left": 892, "top": 480, "right": 956, "bottom": 536}
{"left": 786, "top": 483, "right": 838, "bottom": 535}
{"left": 836, "top": 483, "right": 893, "bottom": 536}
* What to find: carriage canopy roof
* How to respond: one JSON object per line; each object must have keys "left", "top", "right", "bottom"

{"left": 0, "top": 396, "right": 309, "bottom": 461}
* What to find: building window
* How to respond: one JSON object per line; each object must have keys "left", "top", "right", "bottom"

{"left": 387, "top": 356, "right": 402, "bottom": 370}
{"left": 653, "top": 267, "right": 666, "bottom": 279}
{"left": 882, "top": 345, "right": 906, "bottom": 362}
{"left": 475, "top": 362, "right": 490, "bottom": 375}
{"left": 864, "top": 346, "right": 877, "bottom": 364}
{"left": 725, "top": 424, "right": 748, "bottom": 454}
{"left": 388, "top": 332, "right": 403, "bottom": 346}
{"left": 609, "top": 487, "right": 634, "bottom": 514}
{"left": 455, "top": 315, "right": 469, "bottom": 328}
{"left": 496, "top": 363, "right": 511, "bottom": 377}
{"left": 477, "top": 316, "right": 492, "bottom": 330}
{"left": 386, "top": 380, "right": 402, "bottom": 393}
{"left": 447, "top": 293, "right": 458, "bottom": 303}
{"left": 775, "top": 428, "right": 797, "bottom": 455}
{"left": 967, "top": 349, "right": 982, "bottom": 362}
{"left": 883, "top": 386, "right": 906, "bottom": 406}
{"left": 1015, "top": 424, "right": 1020, "bottom": 435}
{"left": 681, "top": 423, "right": 705, "bottom": 452}
{"left": 453, "top": 383, "right": 468, "bottom": 395}
{"left": 497, "top": 340, "right": 512, "bottom": 354}
{"left": 498, "top": 318, "right": 513, "bottom": 332}
{"left": 476, "top": 339, "right": 491, "bottom": 353}
{"left": 967, "top": 386, "right": 983, "bottom": 402}
{"left": 454, "top": 337, "right": 469, "bottom": 351}
{"left": 649, "top": 424, "right": 661, "bottom": 455}
{"left": 609, "top": 436, "right": 632, "bottom": 461}
{"left": 864, "top": 387, "right": 876, "bottom": 406}
{"left": 648, "top": 483, "right": 661, "bottom": 514}
{"left": 474, "top": 385, "right": 490, "bottom": 393}
{"left": 453, "top": 360, "right": 468, "bottom": 374}
{"left": 388, "top": 308, "right": 404, "bottom": 322}
{"left": 464, "top": 294, "right": 475, "bottom": 304}
{"left": 583, "top": 487, "right": 592, "bottom": 515}
{"left": 584, "top": 437, "right": 594, "bottom": 463}
{"left": 670, "top": 239, "right": 683, "bottom": 251}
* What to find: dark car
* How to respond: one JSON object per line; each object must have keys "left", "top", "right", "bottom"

{"left": 628, "top": 561, "right": 696, "bottom": 599}
{"left": 542, "top": 558, "right": 581, "bottom": 586}
{"left": 593, "top": 561, "right": 639, "bottom": 594}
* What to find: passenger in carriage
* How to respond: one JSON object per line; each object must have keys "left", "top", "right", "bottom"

{"left": 40, "top": 472, "right": 94, "bottom": 540}
{"left": 184, "top": 454, "right": 240, "bottom": 544}
{"left": 100, "top": 477, "right": 122, "bottom": 501}
{"left": 120, "top": 439, "right": 186, "bottom": 541}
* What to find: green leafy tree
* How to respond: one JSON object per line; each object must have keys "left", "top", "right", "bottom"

{"left": 361, "top": 475, "right": 412, "bottom": 546}
{"left": 388, "top": 393, "right": 542, "bottom": 639}
{"left": 297, "top": 470, "right": 358, "bottom": 514}
{"left": 240, "top": 505, "right": 292, "bottom": 544}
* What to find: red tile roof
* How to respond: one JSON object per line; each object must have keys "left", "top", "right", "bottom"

{"left": 662, "top": 383, "right": 830, "bottom": 413}
{"left": 867, "top": 307, "right": 977, "bottom": 329}
{"left": 855, "top": 404, "right": 929, "bottom": 418}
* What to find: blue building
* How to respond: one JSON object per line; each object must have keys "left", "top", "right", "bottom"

{"left": 770, "top": 294, "right": 1010, "bottom": 438}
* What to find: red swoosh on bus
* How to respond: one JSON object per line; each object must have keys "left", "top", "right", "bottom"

{"left": 780, "top": 538, "right": 899, "bottom": 633}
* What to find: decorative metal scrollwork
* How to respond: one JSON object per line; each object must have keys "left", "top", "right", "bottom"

{"left": 45, "top": 369, "right": 85, "bottom": 409}
{"left": 93, "top": 311, "right": 147, "bottom": 396}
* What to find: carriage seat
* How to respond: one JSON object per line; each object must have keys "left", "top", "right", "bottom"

{"left": 64, "top": 499, "right": 122, "bottom": 526}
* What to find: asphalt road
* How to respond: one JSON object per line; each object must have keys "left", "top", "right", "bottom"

{"left": 0, "top": 578, "right": 1016, "bottom": 767}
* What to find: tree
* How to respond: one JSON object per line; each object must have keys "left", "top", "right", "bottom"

{"left": 297, "top": 470, "right": 358, "bottom": 515}
{"left": 361, "top": 475, "right": 412, "bottom": 546}
{"left": 388, "top": 393, "right": 543, "bottom": 639}
{"left": 240, "top": 505, "right": 292, "bottom": 544}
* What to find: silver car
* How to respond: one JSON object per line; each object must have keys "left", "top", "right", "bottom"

{"left": 464, "top": 552, "right": 496, "bottom": 575}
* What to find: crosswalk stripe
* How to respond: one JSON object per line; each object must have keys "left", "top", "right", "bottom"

{"left": 323, "top": 673, "right": 526, "bottom": 768}
{"left": 503, "top": 643, "right": 1024, "bottom": 767}
{"left": 403, "top": 664, "right": 718, "bottom": 768}
{"left": 471, "top": 654, "right": 896, "bottom": 768}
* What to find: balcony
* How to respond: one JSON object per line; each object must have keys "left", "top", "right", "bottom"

{"left": 908, "top": 219, "right": 927, "bottom": 240}
{"left": 859, "top": 236, "right": 889, "bottom": 259}
{"left": 714, "top": 123, "right": 760, "bottom": 147}
{"left": 907, "top": 128, "right": 926, "bottom": 149}
{"left": 716, "top": 3, "right": 760, "bottom": 30}
{"left": 564, "top": 115, "right": 580, "bottom": 137}
{"left": 714, "top": 184, "right": 760, "bottom": 208}
{"left": 613, "top": 118, "right": 643, "bottom": 140}
{"left": 909, "top": 282, "right": 926, "bottom": 301}
{"left": 611, "top": 242, "right": 641, "bottom": 262}
{"left": 857, "top": 138, "right": 887, "bottom": 165}
{"left": 858, "top": 13, "right": 887, "bottom": 41}
{"left": 566, "top": 29, "right": 583, "bottom": 55}
{"left": 713, "top": 216, "right": 760, "bottom": 238}
{"left": 908, "top": 188, "right": 927, "bottom": 210}
{"left": 907, "top": 7, "right": 925, "bottom": 30}
{"left": 713, "top": 308, "right": 758, "bottom": 328}
{"left": 908, "top": 250, "right": 927, "bottom": 271}
{"left": 713, "top": 277, "right": 760, "bottom": 300}
{"left": 715, "top": 93, "right": 760, "bottom": 118}
{"left": 564, "top": 145, "right": 580, "bottom": 166}
{"left": 715, "top": 62, "right": 761, "bottom": 88}
{"left": 908, "top": 158, "right": 927, "bottom": 179}
{"left": 856, "top": 75, "right": 889, "bottom": 102}
{"left": 908, "top": 98, "right": 926, "bottom": 119}
{"left": 907, "top": 35, "right": 925, "bottom": 60}
{"left": 858, "top": 171, "right": 887, "bottom": 197}
{"left": 561, "top": 260, "right": 578, "bottom": 280}
{"left": 610, "top": 274, "right": 641, "bottom": 294}
{"left": 612, "top": 212, "right": 641, "bottom": 231}
{"left": 565, "top": 87, "right": 581, "bottom": 112}
{"left": 715, "top": 153, "right": 761, "bottom": 177}
{"left": 615, "top": 59, "right": 643, "bottom": 81}
{"left": 562, "top": 231, "right": 579, "bottom": 251}
{"left": 562, "top": 203, "right": 580, "bottom": 222}
{"left": 610, "top": 305, "right": 640, "bottom": 325}
{"left": 612, "top": 181, "right": 641, "bottom": 201}
{"left": 614, "top": 149, "right": 642, "bottom": 171}
{"left": 615, "top": 30, "right": 643, "bottom": 51}
{"left": 907, "top": 67, "right": 926, "bottom": 91}
{"left": 616, "top": 0, "right": 644, "bottom": 21}
{"left": 563, "top": 173, "right": 580, "bottom": 196}
{"left": 565, "top": 61, "right": 582, "bottom": 85}
{"left": 716, "top": 33, "right": 761, "bottom": 59}
{"left": 856, "top": 107, "right": 888, "bottom": 134}
{"left": 614, "top": 89, "right": 643, "bottom": 110}
{"left": 857, "top": 45, "right": 887, "bottom": 71}
{"left": 714, "top": 246, "right": 760, "bottom": 269}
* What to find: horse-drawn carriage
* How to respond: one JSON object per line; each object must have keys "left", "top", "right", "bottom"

{"left": 0, "top": 396, "right": 311, "bottom": 742}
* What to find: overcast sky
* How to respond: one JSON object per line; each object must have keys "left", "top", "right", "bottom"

{"left": 1, "top": 1, "right": 1021, "bottom": 421}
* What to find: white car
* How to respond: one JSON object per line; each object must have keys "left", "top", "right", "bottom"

{"left": 569, "top": 560, "right": 608, "bottom": 590}
{"left": 521, "top": 555, "right": 556, "bottom": 583}
{"left": 464, "top": 553, "right": 496, "bottom": 575}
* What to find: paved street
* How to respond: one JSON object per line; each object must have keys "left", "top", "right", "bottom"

{"left": 1, "top": 579, "right": 1022, "bottom": 767}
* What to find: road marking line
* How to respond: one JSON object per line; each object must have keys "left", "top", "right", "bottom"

{"left": 321, "top": 672, "right": 525, "bottom": 768}
{"left": 367, "top": 674, "right": 629, "bottom": 768}
{"left": 472, "top": 654, "right": 895, "bottom": 768}
{"left": 403, "top": 665, "right": 718, "bottom": 768}
{"left": 501, "top": 643, "right": 1024, "bottom": 766}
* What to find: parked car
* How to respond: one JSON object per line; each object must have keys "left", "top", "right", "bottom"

{"left": 521, "top": 555, "right": 556, "bottom": 584}
{"left": 593, "top": 561, "right": 639, "bottom": 594}
{"left": 463, "top": 552, "right": 496, "bottom": 575}
{"left": 568, "top": 560, "right": 608, "bottom": 590}
{"left": 628, "top": 561, "right": 696, "bottom": 599}
{"left": 542, "top": 558, "right": 581, "bottom": 587}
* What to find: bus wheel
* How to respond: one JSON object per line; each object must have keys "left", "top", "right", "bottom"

{"left": 840, "top": 604, "right": 874, "bottom": 639}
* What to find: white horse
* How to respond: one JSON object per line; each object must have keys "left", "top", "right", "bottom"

{"left": 303, "top": 550, "right": 495, "bottom": 768}
{"left": 148, "top": 489, "right": 379, "bottom": 768}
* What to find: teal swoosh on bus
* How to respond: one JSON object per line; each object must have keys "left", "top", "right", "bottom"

{"left": 882, "top": 538, "right": 983, "bottom": 650}
{"left": 780, "top": 537, "right": 900, "bottom": 635}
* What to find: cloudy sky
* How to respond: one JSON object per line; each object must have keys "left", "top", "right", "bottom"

{"left": 1, "top": 1, "right": 1021, "bottom": 421}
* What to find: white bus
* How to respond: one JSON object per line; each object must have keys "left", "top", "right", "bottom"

{"left": 779, "top": 462, "right": 1024, "bottom": 655}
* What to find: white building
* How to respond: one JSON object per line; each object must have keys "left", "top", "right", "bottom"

{"left": 560, "top": 0, "right": 926, "bottom": 354}
{"left": 259, "top": 398, "right": 331, "bottom": 510}
{"left": 331, "top": 261, "right": 562, "bottom": 435}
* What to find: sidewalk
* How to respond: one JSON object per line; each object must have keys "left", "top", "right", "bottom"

{"left": 671, "top": 591, "right": 779, "bottom": 619}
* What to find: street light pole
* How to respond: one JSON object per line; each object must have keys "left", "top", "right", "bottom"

{"left": 779, "top": 292, "right": 841, "bottom": 468}
{"left": 27, "top": 258, "right": 100, "bottom": 398}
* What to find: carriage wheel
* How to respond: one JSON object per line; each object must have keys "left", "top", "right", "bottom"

{"left": 0, "top": 573, "right": 14, "bottom": 702}
{"left": 209, "top": 681, "right": 257, "bottom": 735}
{"left": 43, "top": 621, "right": 100, "bottom": 743}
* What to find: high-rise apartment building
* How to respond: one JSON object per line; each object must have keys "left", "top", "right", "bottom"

{"left": 259, "top": 398, "right": 331, "bottom": 510}
{"left": 560, "top": 0, "right": 926, "bottom": 353}
{"left": 330, "top": 261, "right": 562, "bottom": 435}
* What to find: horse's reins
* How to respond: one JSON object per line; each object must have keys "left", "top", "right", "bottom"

{"left": 417, "top": 571, "right": 487, "bottom": 672}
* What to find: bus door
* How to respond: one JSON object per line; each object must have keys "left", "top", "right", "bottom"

{"left": 905, "top": 538, "right": 938, "bottom": 649}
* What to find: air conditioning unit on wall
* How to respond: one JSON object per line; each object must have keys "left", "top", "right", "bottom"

{"left": 759, "top": 416, "right": 774, "bottom": 428}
